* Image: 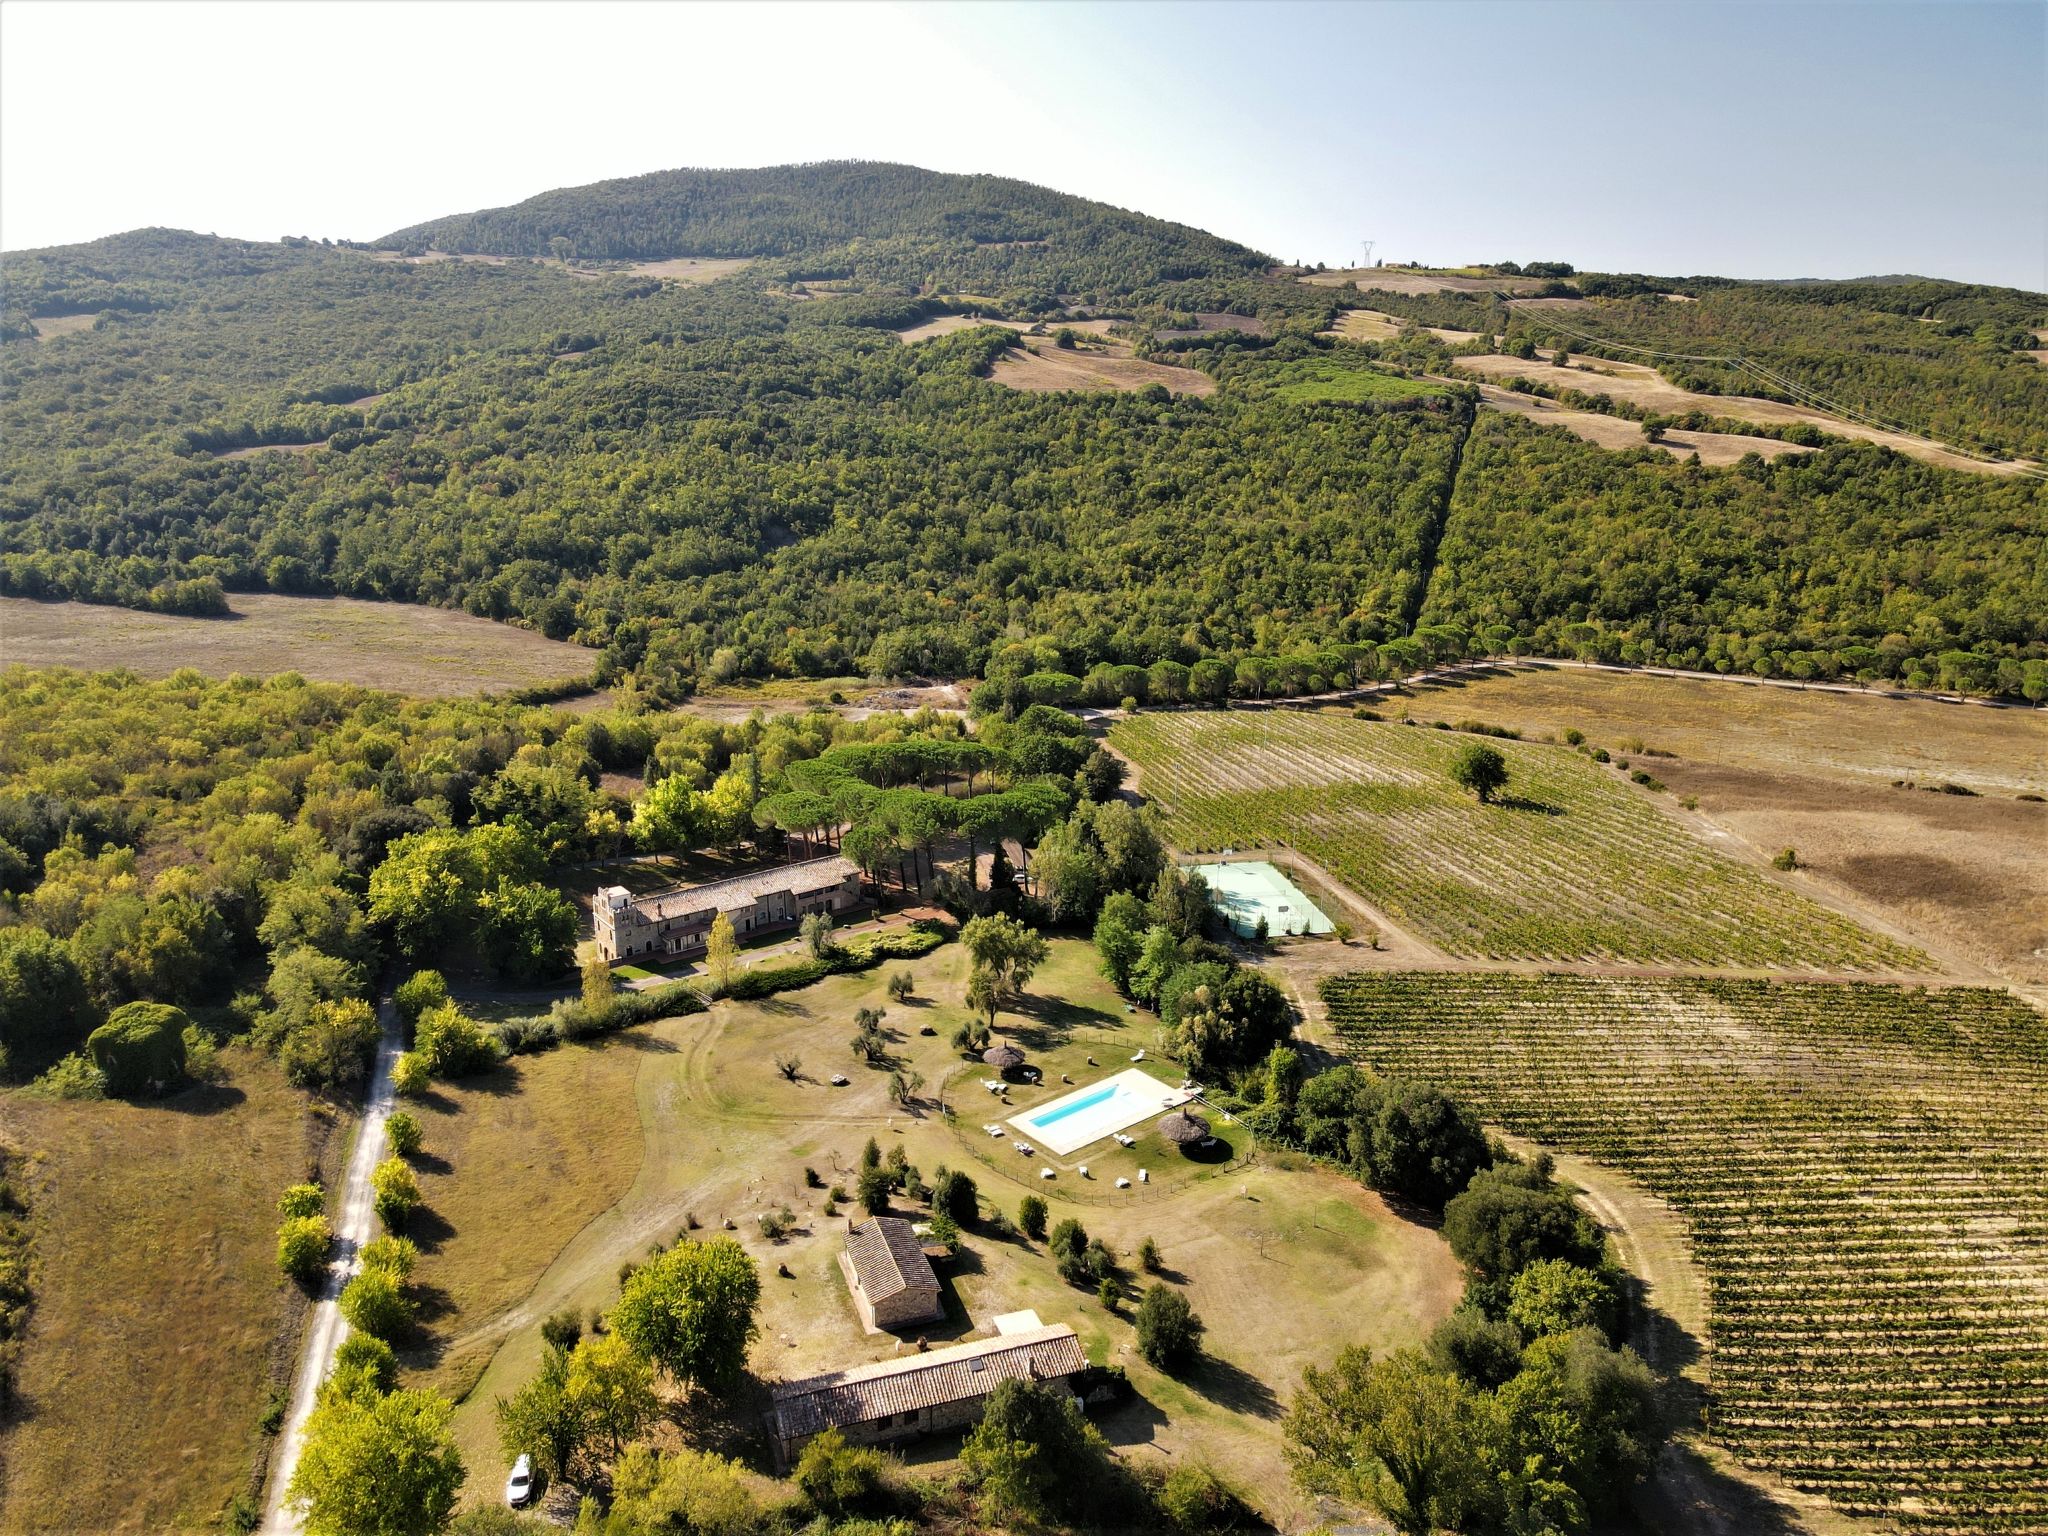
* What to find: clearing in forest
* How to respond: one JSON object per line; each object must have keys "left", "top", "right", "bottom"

{"left": 1325, "top": 971, "right": 2048, "bottom": 1536}
{"left": 0, "top": 593, "right": 593, "bottom": 697}
{"left": 1326, "top": 307, "right": 1477, "bottom": 344}
{"left": 988, "top": 339, "right": 1216, "bottom": 396}
{"left": 1465, "top": 379, "right": 1816, "bottom": 465}
{"left": 1454, "top": 351, "right": 2035, "bottom": 475}
{"left": 1110, "top": 710, "right": 1928, "bottom": 972}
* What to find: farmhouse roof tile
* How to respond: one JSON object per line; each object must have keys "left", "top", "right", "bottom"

{"left": 769, "top": 1325, "right": 1085, "bottom": 1441}
{"left": 844, "top": 1217, "right": 938, "bottom": 1303}
{"left": 623, "top": 855, "right": 859, "bottom": 924}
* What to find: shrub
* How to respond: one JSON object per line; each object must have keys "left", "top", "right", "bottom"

{"left": 539, "top": 1308, "right": 583, "bottom": 1351}
{"left": 1773, "top": 847, "right": 1799, "bottom": 870}
{"left": 278, "top": 1215, "right": 332, "bottom": 1284}
{"left": 1135, "top": 1284, "right": 1205, "bottom": 1372}
{"left": 86, "top": 1001, "right": 189, "bottom": 1096}
{"left": 278, "top": 1182, "right": 326, "bottom": 1221}
{"left": 1156, "top": 1462, "right": 1255, "bottom": 1532}
{"left": 371, "top": 1156, "right": 421, "bottom": 1230}
{"left": 415, "top": 1002, "right": 500, "bottom": 1078}
{"left": 338, "top": 1265, "right": 414, "bottom": 1340}
{"left": 1138, "top": 1236, "right": 1161, "bottom": 1273}
{"left": 360, "top": 1234, "right": 420, "bottom": 1279}
{"left": 793, "top": 1426, "right": 890, "bottom": 1515}
{"left": 395, "top": 969, "right": 449, "bottom": 1028}
{"left": 1017, "top": 1195, "right": 1048, "bottom": 1241}
{"left": 30, "top": 1053, "right": 104, "bottom": 1099}
{"left": 333, "top": 1333, "right": 397, "bottom": 1395}
{"left": 390, "top": 1051, "right": 429, "bottom": 1097}
{"left": 386, "top": 1110, "right": 423, "bottom": 1158}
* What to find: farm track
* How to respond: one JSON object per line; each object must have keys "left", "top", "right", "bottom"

{"left": 1326, "top": 973, "right": 2048, "bottom": 1536}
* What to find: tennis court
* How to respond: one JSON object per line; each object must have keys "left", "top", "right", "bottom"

{"left": 1184, "top": 860, "right": 1333, "bottom": 938}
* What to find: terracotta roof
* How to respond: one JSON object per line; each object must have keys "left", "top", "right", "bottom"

{"left": 619, "top": 856, "right": 859, "bottom": 924}
{"left": 845, "top": 1217, "right": 938, "bottom": 1303}
{"left": 770, "top": 1325, "right": 1086, "bottom": 1441}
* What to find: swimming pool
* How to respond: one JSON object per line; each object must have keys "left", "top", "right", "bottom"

{"left": 1007, "top": 1068, "right": 1181, "bottom": 1157}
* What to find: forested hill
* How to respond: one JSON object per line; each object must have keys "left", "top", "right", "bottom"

{"left": 2, "top": 164, "right": 2045, "bottom": 700}
{"left": 381, "top": 160, "right": 1269, "bottom": 298}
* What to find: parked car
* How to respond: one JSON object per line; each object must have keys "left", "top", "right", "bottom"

{"left": 505, "top": 1454, "right": 534, "bottom": 1508}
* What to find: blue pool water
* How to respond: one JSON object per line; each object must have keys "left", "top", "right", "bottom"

{"left": 1025, "top": 1083, "right": 1121, "bottom": 1128}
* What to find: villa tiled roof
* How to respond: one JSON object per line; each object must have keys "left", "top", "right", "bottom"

{"left": 769, "top": 1326, "right": 1085, "bottom": 1441}
{"left": 625, "top": 855, "right": 859, "bottom": 923}
{"left": 845, "top": 1217, "right": 938, "bottom": 1303}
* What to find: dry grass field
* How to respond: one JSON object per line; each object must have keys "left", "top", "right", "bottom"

{"left": 1326, "top": 307, "right": 1477, "bottom": 343}
{"left": 1300, "top": 267, "right": 1548, "bottom": 295}
{"left": 422, "top": 939, "right": 1459, "bottom": 1525}
{"left": 0, "top": 594, "right": 593, "bottom": 696}
{"left": 25, "top": 314, "right": 97, "bottom": 342}
{"left": 989, "top": 339, "right": 1216, "bottom": 396}
{"left": 1398, "top": 666, "right": 2048, "bottom": 980}
{"left": 0, "top": 1052, "right": 336, "bottom": 1533}
{"left": 1453, "top": 351, "right": 2032, "bottom": 474}
{"left": 1465, "top": 380, "right": 1816, "bottom": 465}
{"left": 618, "top": 257, "right": 752, "bottom": 284}
{"left": 218, "top": 440, "right": 327, "bottom": 461}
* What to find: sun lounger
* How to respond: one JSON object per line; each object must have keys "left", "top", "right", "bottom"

{"left": 1078, "top": 1166, "right": 1089, "bottom": 1177}
{"left": 1040, "top": 1167, "right": 1055, "bottom": 1179}
{"left": 1115, "top": 1177, "right": 1131, "bottom": 1189}
{"left": 1131, "top": 1049, "right": 1145, "bottom": 1061}
{"left": 1138, "top": 1168, "right": 1148, "bottom": 1183}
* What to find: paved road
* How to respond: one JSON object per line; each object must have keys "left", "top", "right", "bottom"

{"left": 260, "top": 992, "right": 403, "bottom": 1535}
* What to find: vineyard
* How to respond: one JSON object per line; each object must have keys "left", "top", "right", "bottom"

{"left": 1323, "top": 972, "right": 2048, "bottom": 1536}
{"left": 1111, "top": 710, "right": 1927, "bottom": 971}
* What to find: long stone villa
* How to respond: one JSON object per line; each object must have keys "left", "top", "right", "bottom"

{"left": 592, "top": 854, "right": 863, "bottom": 963}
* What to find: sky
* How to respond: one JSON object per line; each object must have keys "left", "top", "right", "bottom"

{"left": 3, "top": 0, "right": 2042, "bottom": 288}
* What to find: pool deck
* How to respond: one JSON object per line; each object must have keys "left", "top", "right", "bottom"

{"left": 1003, "top": 1067, "right": 1183, "bottom": 1158}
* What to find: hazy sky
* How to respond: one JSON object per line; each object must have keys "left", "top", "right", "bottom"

{"left": 3, "top": 0, "right": 2042, "bottom": 287}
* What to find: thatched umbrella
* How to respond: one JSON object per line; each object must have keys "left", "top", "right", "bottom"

{"left": 983, "top": 1043, "right": 1026, "bottom": 1074}
{"left": 1158, "top": 1108, "right": 1210, "bottom": 1148}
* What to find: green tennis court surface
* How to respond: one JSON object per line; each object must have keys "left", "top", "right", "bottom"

{"left": 1184, "top": 860, "right": 1333, "bottom": 937}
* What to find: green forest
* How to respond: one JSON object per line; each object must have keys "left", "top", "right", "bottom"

{"left": 3, "top": 163, "right": 2043, "bottom": 697}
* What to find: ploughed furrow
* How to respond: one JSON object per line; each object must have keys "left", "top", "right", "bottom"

{"left": 1321, "top": 971, "right": 2048, "bottom": 1536}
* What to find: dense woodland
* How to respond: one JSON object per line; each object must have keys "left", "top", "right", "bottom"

{"left": 3, "top": 164, "right": 2044, "bottom": 696}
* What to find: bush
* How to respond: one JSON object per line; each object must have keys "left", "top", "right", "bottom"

{"left": 1773, "top": 847, "right": 1799, "bottom": 870}
{"left": 1138, "top": 1236, "right": 1161, "bottom": 1273}
{"left": 29, "top": 1052, "right": 104, "bottom": 1099}
{"left": 360, "top": 1234, "right": 420, "bottom": 1279}
{"left": 1135, "top": 1284, "right": 1205, "bottom": 1372}
{"left": 1156, "top": 1462, "right": 1255, "bottom": 1532}
{"left": 391, "top": 1052, "right": 429, "bottom": 1096}
{"left": 278, "top": 1215, "right": 332, "bottom": 1284}
{"left": 395, "top": 969, "right": 449, "bottom": 1028}
{"left": 792, "top": 1425, "right": 890, "bottom": 1516}
{"left": 333, "top": 1333, "right": 397, "bottom": 1395}
{"left": 1018, "top": 1194, "right": 1048, "bottom": 1241}
{"left": 278, "top": 1182, "right": 326, "bottom": 1221}
{"left": 86, "top": 1001, "right": 189, "bottom": 1096}
{"left": 415, "top": 1003, "right": 500, "bottom": 1078}
{"left": 539, "top": 1308, "right": 583, "bottom": 1351}
{"left": 338, "top": 1265, "right": 414, "bottom": 1340}
{"left": 386, "top": 1110, "right": 423, "bottom": 1158}
{"left": 371, "top": 1156, "right": 421, "bottom": 1230}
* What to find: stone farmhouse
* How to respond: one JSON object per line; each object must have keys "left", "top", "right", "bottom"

{"left": 767, "top": 1319, "right": 1086, "bottom": 1472}
{"left": 592, "top": 854, "right": 863, "bottom": 963}
{"left": 841, "top": 1217, "right": 945, "bottom": 1332}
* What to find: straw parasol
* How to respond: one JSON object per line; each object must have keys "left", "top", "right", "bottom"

{"left": 983, "top": 1043, "right": 1026, "bottom": 1073}
{"left": 1157, "top": 1108, "right": 1210, "bottom": 1147}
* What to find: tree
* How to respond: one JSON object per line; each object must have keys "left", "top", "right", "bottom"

{"left": 1092, "top": 892, "right": 1147, "bottom": 993}
{"left": 415, "top": 1002, "right": 499, "bottom": 1078}
{"left": 885, "top": 969, "right": 914, "bottom": 1002}
{"left": 279, "top": 1215, "right": 333, "bottom": 1285}
{"left": 1283, "top": 1346, "right": 1502, "bottom": 1536}
{"left": 372, "top": 1156, "right": 421, "bottom": 1230}
{"left": 1443, "top": 1164, "right": 1607, "bottom": 1316}
{"left": 334, "top": 1333, "right": 398, "bottom": 1396}
{"left": 361, "top": 1234, "right": 420, "bottom": 1280}
{"left": 581, "top": 952, "right": 616, "bottom": 1015}
{"left": 704, "top": 911, "right": 739, "bottom": 993}
{"left": 856, "top": 1165, "right": 892, "bottom": 1216}
{"left": 609, "top": 1237, "right": 760, "bottom": 1393}
{"left": 289, "top": 1385, "right": 465, "bottom": 1536}
{"left": 0, "top": 925, "right": 93, "bottom": 1070}
{"left": 279, "top": 1182, "right": 327, "bottom": 1220}
{"left": 932, "top": 1168, "right": 977, "bottom": 1225}
{"left": 960, "top": 913, "right": 1049, "bottom": 1025}
{"left": 566, "top": 1332, "right": 659, "bottom": 1469}
{"left": 1448, "top": 742, "right": 1509, "bottom": 804}
{"left": 395, "top": 969, "right": 450, "bottom": 1028}
{"left": 959, "top": 1376, "right": 1109, "bottom": 1526}
{"left": 391, "top": 1051, "right": 430, "bottom": 1097}
{"left": 1135, "top": 1283, "right": 1205, "bottom": 1372}
{"left": 281, "top": 998, "right": 381, "bottom": 1092}
{"left": 1507, "top": 1259, "right": 1622, "bottom": 1342}
{"left": 792, "top": 1426, "right": 889, "bottom": 1517}
{"left": 339, "top": 1265, "right": 415, "bottom": 1341}
{"left": 478, "top": 879, "right": 577, "bottom": 982}
{"left": 86, "top": 1001, "right": 188, "bottom": 1096}
{"left": 799, "top": 910, "right": 834, "bottom": 959}
{"left": 387, "top": 1110, "right": 424, "bottom": 1158}
{"left": 1018, "top": 1194, "right": 1048, "bottom": 1241}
